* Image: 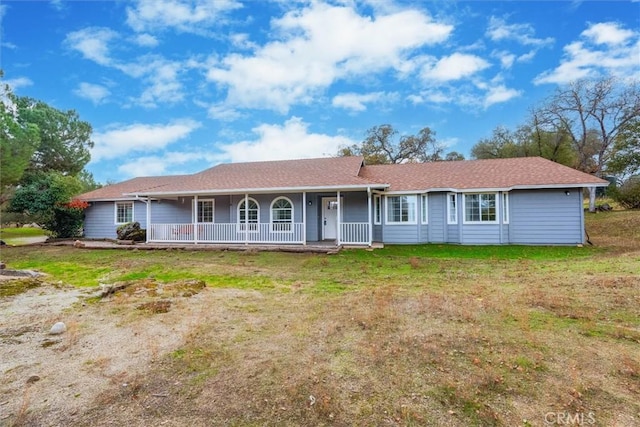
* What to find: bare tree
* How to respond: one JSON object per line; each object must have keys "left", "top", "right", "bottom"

{"left": 338, "top": 124, "right": 446, "bottom": 164}
{"left": 534, "top": 77, "right": 640, "bottom": 211}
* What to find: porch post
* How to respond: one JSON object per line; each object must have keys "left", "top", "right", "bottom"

{"left": 302, "top": 192, "right": 307, "bottom": 245}
{"left": 244, "top": 193, "right": 249, "bottom": 245}
{"left": 367, "top": 187, "right": 372, "bottom": 246}
{"left": 146, "top": 197, "right": 151, "bottom": 243}
{"left": 194, "top": 195, "right": 199, "bottom": 244}
{"left": 336, "top": 190, "right": 341, "bottom": 245}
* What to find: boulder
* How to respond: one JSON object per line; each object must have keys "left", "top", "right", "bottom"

{"left": 49, "top": 322, "right": 67, "bottom": 335}
{"left": 116, "top": 222, "right": 146, "bottom": 242}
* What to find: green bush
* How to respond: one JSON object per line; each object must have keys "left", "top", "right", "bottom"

{"left": 612, "top": 178, "right": 640, "bottom": 209}
{"left": 47, "top": 205, "right": 85, "bottom": 238}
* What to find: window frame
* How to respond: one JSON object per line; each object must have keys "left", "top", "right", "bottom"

{"left": 270, "top": 196, "right": 294, "bottom": 233}
{"left": 463, "top": 193, "right": 498, "bottom": 224}
{"left": 374, "top": 195, "right": 382, "bottom": 225}
{"left": 385, "top": 195, "right": 417, "bottom": 225}
{"left": 196, "top": 199, "right": 215, "bottom": 223}
{"left": 114, "top": 201, "right": 134, "bottom": 225}
{"left": 502, "top": 192, "right": 509, "bottom": 224}
{"left": 447, "top": 193, "right": 458, "bottom": 225}
{"left": 237, "top": 197, "right": 260, "bottom": 232}
{"left": 421, "top": 194, "right": 428, "bottom": 224}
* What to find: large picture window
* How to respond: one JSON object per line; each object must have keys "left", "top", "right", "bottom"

{"left": 115, "top": 202, "right": 133, "bottom": 224}
{"left": 386, "top": 195, "right": 417, "bottom": 224}
{"left": 238, "top": 198, "right": 259, "bottom": 231}
{"left": 271, "top": 197, "right": 293, "bottom": 232}
{"left": 464, "top": 193, "right": 497, "bottom": 223}
{"left": 196, "top": 199, "right": 214, "bottom": 223}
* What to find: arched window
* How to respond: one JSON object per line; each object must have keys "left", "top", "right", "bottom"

{"left": 238, "top": 198, "right": 259, "bottom": 231}
{"left": 271, "top": 197, "right": 293, "bottom": 232}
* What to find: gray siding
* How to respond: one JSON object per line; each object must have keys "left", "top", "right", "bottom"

{"left": 447, "top": 225, "right": 460, "bottom": 243}
{"left": 84, "top": 200, "right": 147, "bottom": 239}
{"left": 428, "top": 193, "right": 445, "bottom": 243}
{"left": 342, "top": 192, "right": 369, "bottom": 222}
{"left": 373, "top": 225, "right": 383, "bottom": 242}
{"left": 383, "top": 224, "right": 420, "bottom": 244}
{"left": 150, "top": 200, "right": 191, "bottom": 223}
{"left": 461, "top": 224, "right": 501, "bottom": 244}
{"left": 509, "top": 189, "right": 583, "bottom": 244}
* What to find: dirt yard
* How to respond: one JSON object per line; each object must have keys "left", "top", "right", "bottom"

{"left": 0, "top": 279, "right": 234, "bottom": 426}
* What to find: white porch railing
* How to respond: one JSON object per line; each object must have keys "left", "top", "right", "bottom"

{"left": 340, "top": 222, "right": 369, "bottom": 245}
{"left": 149, "top": 223, "right": 304, "bottom": 244}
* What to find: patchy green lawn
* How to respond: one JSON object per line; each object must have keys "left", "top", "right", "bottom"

{"left": 0, "top": 227, "right": 48, "bottom": 246}
{"left": 1, "top": 210, "right": 638, "bottom": 426}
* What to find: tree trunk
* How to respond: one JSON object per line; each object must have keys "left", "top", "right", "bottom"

{"left": 588, "top": 187, "right": 596, "bottom": 213}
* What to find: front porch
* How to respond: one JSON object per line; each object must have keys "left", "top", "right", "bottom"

{"left": 147, "top": 221, "right": 370, "bottom": 245}
{"left": 142, "top": 190, "right": 375, "bottom": 246}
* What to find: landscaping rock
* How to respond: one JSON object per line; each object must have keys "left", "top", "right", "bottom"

{"left": 116, "top": 222, "right": 146, "bottom": 242}
{"left": 49, "top": 322, "right": 67, "bottom": 335}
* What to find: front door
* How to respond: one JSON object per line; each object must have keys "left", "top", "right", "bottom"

{"left": 322, "top": 197, "right": 338, "bottom": 240}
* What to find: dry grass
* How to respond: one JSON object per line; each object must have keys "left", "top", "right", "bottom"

{"left": 2, "top": 210, "right": 639, "bottom": 426}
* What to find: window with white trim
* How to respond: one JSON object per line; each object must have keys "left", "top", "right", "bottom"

{"left": 374, "top": 195, "right": 381, "bottom": 225}
{"left": 502, "top": 193, "right": 509, "bottom": 224}
{"left": 386, "top": 195, "right": 417, "bottom": 224}
{"left": 197, "top": 199, "right": 214, "bottom": 223}
{"left": 238, "top": 198, "right": 259, "bottom": 231}
{"left": 447, "top": 193, "right": 457, "bottom": 224}
{"left": 271, "top": 197, "right": 293, "bottom": 232}
{"left": 421, "top": 194, "right": 428, "bottom": 224}
{"left": 464, "top": 193, "right": 497, "bottom": 223}
{"left": 115, "top": 202, "right": 133, "bottom": 224}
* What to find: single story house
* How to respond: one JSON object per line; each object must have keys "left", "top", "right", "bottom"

{"left": 78, "top": 156, "right": 608, "bottom": 246}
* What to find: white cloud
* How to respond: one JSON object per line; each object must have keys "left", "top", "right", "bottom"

{"left": 133, "top": 33, "right": 159, "bottom": 47}
{"left": 207, "top": 104, "right": 244, "bottom": 121}
{"left": 486, "top": 16, "right": 554, "bottom": 47}
{"left": 73, "top": 82, "right": 111, "bottom": 104}
{"left": 582, "top": 22, "right": 634, "bottom": 45}
{"left": 130, "top": 58, "right": 185, "bottom": 107}
{"left": 65, "top": 27, "right": 119, "bottom": 66}
{"left": 65, "top": 28, "right": 188, "bottom": 107}
{"left": 534, "top": 21, "right": 640, "bottom": 84}
{"left": 483, "top": 84, "right": 521, "bottom": 108}
{"left": 421, "top": 53, "right": 490, "bottom": 82}
{"left": 206, "top": 3, "right": 452, "bottom": 112}
{"left": 217, "top": 117, "right": 354, "bottom": 163}
{"left": 126, "top": 0, "right": 241, "bottom": 33}
{"left": 3, "top": 77, "right": 33, "bottom": 91}
{"left": 332, "top": 92, "right": 385, "bottom": 112}
{"left": 492, "top": 50, "right": 516, "bottom": 69}
{"left": 91, "top": 119, "right": 201, "bottom": 161}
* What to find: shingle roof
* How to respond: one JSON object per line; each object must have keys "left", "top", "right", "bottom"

{"left": 77, "top": 175, "right": 189, "bottom": 201}
{"left": 132, "top": 156, "right": 378, "bottom": 195}
{"left": 360, "top": 157, "right": 608, "bottom": 191}
{"left": 78, "top": 156, "right": 608, "bottom": 201}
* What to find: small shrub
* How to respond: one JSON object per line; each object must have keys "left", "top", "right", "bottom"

{"left": 611, "top": 178, "right": 640, "bottom": 209}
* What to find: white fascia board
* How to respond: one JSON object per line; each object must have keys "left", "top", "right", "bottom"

{"left": 83, "top": 197, "right": 139, "bottom": 202}
{"left": 385, "top": 183, "right": 607, "bottom": 195}
{"left": 125, "top": 183, "right": 389, "bottom": 198}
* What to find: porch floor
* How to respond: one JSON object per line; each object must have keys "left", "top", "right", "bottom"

{"left": 47, "top": 239, "right": 379, "bottom": 254}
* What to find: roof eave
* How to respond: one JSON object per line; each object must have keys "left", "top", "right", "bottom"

{"left": 384, "top": 182, "right": 609, "bottom": 194}
{"left": 125, "top": 183, "right": 390, "bottom": 197}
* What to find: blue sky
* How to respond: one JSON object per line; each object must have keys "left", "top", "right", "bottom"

{"left": 1, "top": 0, "right": 639, "bottom": 184}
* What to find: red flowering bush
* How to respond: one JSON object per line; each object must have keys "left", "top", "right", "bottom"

{"left": 49, "top": 199, "right": 90, "bottom": 238}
